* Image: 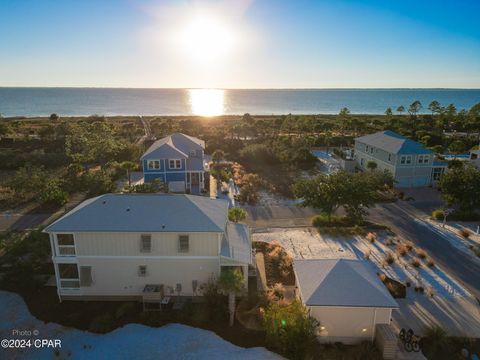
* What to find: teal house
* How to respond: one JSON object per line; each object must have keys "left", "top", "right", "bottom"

{"left": 141, "top": 133, "right": 208, "bottom": 194}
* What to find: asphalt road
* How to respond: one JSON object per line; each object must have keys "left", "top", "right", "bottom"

{"left": 368, "top": 202, "right": 480, "bottom": 300}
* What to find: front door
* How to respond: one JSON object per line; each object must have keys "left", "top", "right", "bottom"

{"left": 191, "top": 172, "right": 199, "bottom": 185}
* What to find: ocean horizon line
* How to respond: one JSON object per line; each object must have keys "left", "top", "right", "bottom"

{"left": 1, "top": 86, "right": 479, "bottom": 91}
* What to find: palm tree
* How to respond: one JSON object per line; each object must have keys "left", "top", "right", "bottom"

{"left": 120, "top": 161, "right": 137, "bottom": 188}
{"left": 218, "top": 267, "right": 245, "bottom": 326}
{"left": 228, "top": 207, "right": 247, "bottom": 222}
{"left": 396, "top": 105, "right": 405, "bottom": 116}
{"left": 212, "top": 149, "right": 225, "bottom": 164}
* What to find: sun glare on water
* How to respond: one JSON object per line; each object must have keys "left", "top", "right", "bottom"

{"left": 189, "top": 89, "right": 225, "bottom": 117}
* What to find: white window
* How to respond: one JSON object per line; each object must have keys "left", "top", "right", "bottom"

{"left": 57, "top": 234, "right": 75, "bottom": 256}
{"left": 140, "top": 234, "right": 152, "bottom": 253}
{"left": 418, "top": 155, "right": 424, "bottom": 164}
{"left": 178, "top": 235, "right": 189, "bottom": 253}
{"left": 400, "top": 155, "right": 412, "bottom": 165}
{"left": 138, "top": 265, "right": 147, "bottom": 277}
{"left": 58, "top": 263, "right": 80, "bottom": 289}
{"left": 79, "top": 266, "right": 93, "bottom": 287}
{"left": 147, "top": 160, "right": 160, "bottom": 170}
{"left": 370, "top": 147, "right": 374, "bottom": 154}
{"left": 388, "top": 154, "right": 392, "bottom": 162}
{"left": 423, "top": 155, "right": 429, "bottom": 164}
{"left": 365, "top": 145, "right": 369, "bottom": 152}
{"left": 360, "top": 158, "right": 364, "bottom": 166}
{"left": 169, "top": 159, "right": 182, "bottom": 169}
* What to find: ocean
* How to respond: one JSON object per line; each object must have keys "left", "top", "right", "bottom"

{"left": 0, "top": 88, "right": 479, "bottom": 117}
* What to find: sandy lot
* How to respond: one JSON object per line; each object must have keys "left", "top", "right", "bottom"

{"left": 253, "top": 228, "right": 480, "bottom": 337}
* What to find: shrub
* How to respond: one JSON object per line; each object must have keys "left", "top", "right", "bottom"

{"left": 364, "top": 249, "right": 371, "bottom": 260}
{"left": 396, "top": 244, "right": 408, "bottom": 257}
{"left": 427, "top": 258, "right": 435, "bottom": 267}
{"left": 411, "top": 258, "right": 421, "bottom": 268}
{"left": 432, "top": 208, "right": 444, "bottom": 220}
{"left": 384, "top": 252, "right": 395, "bottom": 265}
{"left": 271, "top": 283, "right": 286, "bottom": 300}
{"left": 264, "top": 300, "right": 319, "bottom": 360}
{"left": 39, "top": 179, "right": 69, "bottom": 207}
{"left": 366, "top": 232, "right": 377, "bottom": 243}
{"left": 427, "top": 287, "right": 435, "bottom": 297}
{"left": 228, "top": 207, "right": 247, "bottom": 222}
{"left": 458, "top": 228, "right": 472, "bottom": 238}
{"left": 416, "top": 249, "right": 427, "bottom": 259}
{"left": 237, "top": 173, "right": 261, "bottom": 205}
{"left": 311, "top": 214, "right": 354, "bottom": 227}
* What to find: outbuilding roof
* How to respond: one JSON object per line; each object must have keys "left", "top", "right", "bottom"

{"left": 141, "top": 133, "right": 205, "bottom": 160}
{"left": 44, "top": 194, "right": 229, "bottom": 233}
{"left": 294, "top": 259, "right": 398, "bottom": 308}
{"left": 355, "top": 130, "right": 432, "bottom": 155}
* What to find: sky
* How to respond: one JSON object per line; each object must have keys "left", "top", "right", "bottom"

{"left": 0, "top": 0, "right": 479, "bottom": 88}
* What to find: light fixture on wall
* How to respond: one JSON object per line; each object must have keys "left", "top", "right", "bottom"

{"left": 361, "top": 328, "right": 367, "bottom": 332}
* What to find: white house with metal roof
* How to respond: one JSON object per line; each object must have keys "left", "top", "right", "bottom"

{"left": 141, "top": 133, "right": 209, "bottom": 194}
{"left": 354, "top": 130, "right": 447, "bottom": 187}
{"left": 294, "top": 259, "right": 398, "bottom": 344}
{"left": 44, "top": 194, "right": 252, "bottom": 301}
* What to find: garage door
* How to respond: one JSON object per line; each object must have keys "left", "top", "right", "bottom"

{"left": 168, "top": 181, "right": 185, "bottom": 193}
{"left": 395, "top": 177, "right": 412, "bottom": 188}
{"left": 412, "top": 177, "right": 429, "bottom": 187}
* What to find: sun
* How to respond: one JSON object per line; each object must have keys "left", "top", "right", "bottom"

{"left": 179, "top": 14, "right": 235, "bottom": 61}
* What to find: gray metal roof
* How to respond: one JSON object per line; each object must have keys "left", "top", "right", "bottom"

{"left": 141, "top": 133, "right": 205, "bottom": 160}
{"left": 294, "top": 259, "right": 398, "bottom": 308}
{"left": 44, "top": 194, "right": 229, "bottom": 233}
{"left": 355, "top": 130, "right": 432, "bottom": 155}
{"left": 221, "top": 222, "right": 252, "bottom": 264}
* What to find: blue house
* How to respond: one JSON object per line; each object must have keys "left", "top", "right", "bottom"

{"left": 354, "top": 131, "right": 447, "bottom": 187}
{"left": 141, "top": 133, "right": 208, "bottom": 194}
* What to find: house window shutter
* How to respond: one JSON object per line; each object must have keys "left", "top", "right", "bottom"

{"left": 140, "top": 234, "right": 152, "bottom": 252}
{"left": 79, "top": 266, "right": 92, "bottom": 287}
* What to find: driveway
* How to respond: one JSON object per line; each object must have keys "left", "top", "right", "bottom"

{"left": 0, "top": 193, "right": 86, "bottom": 232}
{"left": 243, "top": 205, "right": 317, "bottom": 229}
{"left": 368, "top": 201, "right": 480, "bottom": 300}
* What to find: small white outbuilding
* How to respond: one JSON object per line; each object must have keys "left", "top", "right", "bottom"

{"left": 294, "top": 259, "right": 398, "bottom": 344}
